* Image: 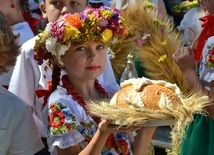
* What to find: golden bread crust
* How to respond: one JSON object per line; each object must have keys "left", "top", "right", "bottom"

{"left": 114, "top": 84, "right": 182, "bottom": 110}
{"left": 141, "top": 84, "right": 181, "bottom": 110}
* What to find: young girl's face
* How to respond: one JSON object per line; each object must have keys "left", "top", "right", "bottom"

{"left": 41, "top": 0, "right": 88, "bottom": 23}
{"left": 61, "top": 42, "right": 107, "bottom": 81}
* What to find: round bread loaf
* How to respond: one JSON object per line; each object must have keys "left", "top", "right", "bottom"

{"left": 110, "top": 77, "right": 183, "bottom": 110}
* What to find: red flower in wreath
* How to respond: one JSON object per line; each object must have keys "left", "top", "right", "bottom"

{"left": 208, "top": 50, "right": 214, "bottom": 63}
{"left": 49, "top": 111, "right": 65, "bottom": 128}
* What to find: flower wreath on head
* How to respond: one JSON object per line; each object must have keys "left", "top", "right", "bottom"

{"left": 34, "top": 6, "right": 130, "bottom": 65}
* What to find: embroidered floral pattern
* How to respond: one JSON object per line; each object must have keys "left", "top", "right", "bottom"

{"left": 205, "top": 43, "right": 214, "bottom": 69}
{"left": 47, "top": 79, "right": 131, "bottom": 154}
{"left": 78, "top": 122, "right": 130, "bottom": 154}
{"left": 60, "top": 75, "right": 131, "bottom": 154}
{"left": 48, "top": 102, "right": 78, "bottom": 135}
{"left": 77, "top": 121, "right": 97, "bottom": 143}
{"left": 102, "top": 133, "right": 130, "bottom": 155}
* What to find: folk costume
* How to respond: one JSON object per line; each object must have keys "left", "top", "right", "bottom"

{"left": 180, "top": 17, "right": 214, "bottom": 155}
{"left": 8, "top": 10, "right": 118, "bottom": 140}
{"left": 34, "top": 6, "right": 133, "bottom": 155}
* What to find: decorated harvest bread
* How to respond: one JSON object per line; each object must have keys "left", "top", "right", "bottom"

{"left": 110, "top": 77, "right": 183, "bottom": 110}
{"left": 89, "top": 77, "right": 208, "bottom": 126}
{"left": 88, "top": 77, "right": 210, "bottom": 155}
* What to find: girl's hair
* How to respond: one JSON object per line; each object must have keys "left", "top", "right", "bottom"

{"left": 51, "top": 64, "right": 61, "bottom": 92}
{"left": 0, "top": 11, "right": 20, "bottom": 74}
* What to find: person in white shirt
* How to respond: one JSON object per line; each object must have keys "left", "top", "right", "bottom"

{"left": 0, "top": 10, "right": 44, "bottom": 155}
{"left": 177, "top": 5, "right": 206, "bottom": 46}
{"left": 0, "top": 0, "right": 35, "bottom": 88}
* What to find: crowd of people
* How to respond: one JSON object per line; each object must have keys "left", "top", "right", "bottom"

{"left": 0, "top": 0, "right": 213, "bottom": 155}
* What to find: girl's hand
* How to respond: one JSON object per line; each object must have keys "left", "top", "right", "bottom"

{"left": 98, "top": 120, "right": 141, "bottom": 135}
{"left": 172, "top": 46, "right": 196, "bottom": 74}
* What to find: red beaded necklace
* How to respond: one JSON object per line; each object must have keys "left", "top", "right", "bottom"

{"left": 61, "top": 74, "right": 128, "bottom": 155}
{"left": 61, "top": 74, "right": 108, "bottom": 123}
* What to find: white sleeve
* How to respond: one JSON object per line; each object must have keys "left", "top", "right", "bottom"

{"left": 43, "top": 92, "right": 85, "bottom": 152}
{"left": 11, "top": 105, "right": 44, "bottom": 155}
{"left": 177, "top": 14, "right": 191, "bottom": 45}
{"left": 8, "top": 38, "right": 46, "bottom": 137}
{"left": 199, "top": 36, "right": 214, "bottom": 85}
{"left": 177, "top": 15, "right": 187, "bottom": 31}
{"left": 9, "top": 47, "right": 37, "bottom": 107}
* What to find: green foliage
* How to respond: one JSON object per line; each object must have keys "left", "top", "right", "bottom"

{"left": 172, "top": 0, "right": 198, "bottom": 13}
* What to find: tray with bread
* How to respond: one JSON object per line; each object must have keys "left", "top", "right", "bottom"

{"left": 88, "top": 77, "right": 210, "bottom": 154}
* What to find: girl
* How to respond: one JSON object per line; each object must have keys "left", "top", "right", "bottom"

{"left": 34, "top": 6, "right": 156, "bottom": 155}
{"left": 8, "top": 0, "right": 90, "bottom": 154}
{"left": 8, "top": 0, "right": 128, "bottom": 154}
{"left": 172, "top": 0, "right": 214, "bottom": 154}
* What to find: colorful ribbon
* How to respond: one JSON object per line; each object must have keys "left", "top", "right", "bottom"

{"left": 35, "top": 81, "right": 52, "bottom": 107}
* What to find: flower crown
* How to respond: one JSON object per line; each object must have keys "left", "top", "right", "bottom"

{"left": 34, "top": 6, "right": 128, "bottom": 65}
